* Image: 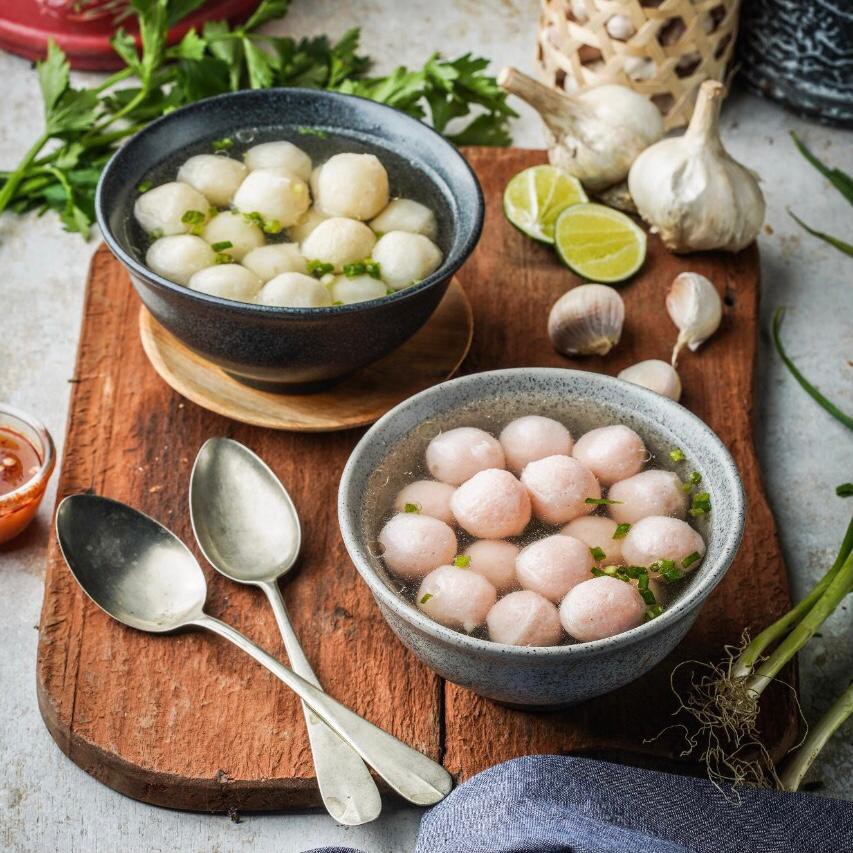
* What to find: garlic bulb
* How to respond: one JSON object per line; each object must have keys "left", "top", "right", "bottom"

{"left": 618, "top": 359, "right": 682, "bottom": 401}
{"left": 548, "top": 284, "right": 625, "bottom": 356}
{"left": 499, "top": 67, "right": 664, "bottom": 191}
{"left": 666, "top": 272, "right": 722, "bottom": 366}
{"left": 628, "top": 80, "right": 765, "bottom": 252}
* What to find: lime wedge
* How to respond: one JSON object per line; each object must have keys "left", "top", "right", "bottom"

{"left": 554, "top": 203, "right": 646, "bottom": 283}
{"left": 503, "top": 165, "right": 588, "bottom": 244}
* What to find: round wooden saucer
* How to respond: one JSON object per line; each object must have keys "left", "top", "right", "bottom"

{"left": 138, "top": 278, "right": 473, "bottom": 432}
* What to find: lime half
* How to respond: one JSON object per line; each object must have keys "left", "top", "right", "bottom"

{"left": 503, "top": 165, "right": 588, "bottom": 244}
{"left": 554, "top": 203, "right": 646, "bottom": 283}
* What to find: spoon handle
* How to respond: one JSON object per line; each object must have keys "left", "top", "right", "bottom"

{"left": 258, "top": 580, "right": 382, "bottom": 825}
{"left": 193, "top": 613, "right": 452, "bottom": 807}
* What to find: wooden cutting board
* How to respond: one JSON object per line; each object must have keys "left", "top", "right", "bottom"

{"left": 37, "top": 148, "right": 798, "bottom": 812}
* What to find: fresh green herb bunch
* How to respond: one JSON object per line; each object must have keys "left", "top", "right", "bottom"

{"left": 0, "top": 0, "right": 515, "bottom": 237}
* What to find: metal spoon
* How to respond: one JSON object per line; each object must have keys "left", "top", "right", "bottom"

{"left": 55, "top": 494, "right": 452, "bottom": 809}
{"left": 189, "top": 437, "right": 381, "bottom": 825}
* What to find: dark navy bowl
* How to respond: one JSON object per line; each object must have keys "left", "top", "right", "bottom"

{"left": 96, "top": 88, "right": 484, "bottom": 392}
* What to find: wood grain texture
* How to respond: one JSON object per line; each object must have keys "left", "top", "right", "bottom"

{"left": 138, "top": 277, "right": 472, "bottom": 432}
{"left": 37, "top": 148, "right": 797, "bottom": 812}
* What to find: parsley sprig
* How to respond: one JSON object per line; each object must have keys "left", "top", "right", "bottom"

{"left": 0, "top": 0, "right": 514, "bottom": 237}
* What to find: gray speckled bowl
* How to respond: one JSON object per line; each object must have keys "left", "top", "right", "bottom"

{"left": 96, "top": 88, "right": 483, "bottom": 392}
{"left": 338, "top": 368, "right": 745, "bottom": 707}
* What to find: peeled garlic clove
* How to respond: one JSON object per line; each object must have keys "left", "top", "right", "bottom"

{"left": 618, "top": 359, "right": 682, "bottom": 401}
{"left": 498, "top": 67, "right": 663, "bottom": 191}
{"left": 548, "top": 284, "right": 625, "bottom": 356}
{"left": 628, "top": 81, "right": 765, "bottom": 253}
{"left": 666, "top": 272, "right": 722, "bottom": 366}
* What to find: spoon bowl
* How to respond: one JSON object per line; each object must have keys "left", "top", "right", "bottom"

{"left": 56, "top": 494, "right": 207, "bottom": 632}
{"left": 190, "top": 437, "right": 300, "bottom": 584}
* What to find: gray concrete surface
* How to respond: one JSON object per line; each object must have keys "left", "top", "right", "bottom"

{"left": 1, "top": 1, "right": 851, "bottom": 850}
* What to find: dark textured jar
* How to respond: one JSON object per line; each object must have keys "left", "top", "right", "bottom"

{"left": 737, "top": 0, "right": 853, "bottom": 126}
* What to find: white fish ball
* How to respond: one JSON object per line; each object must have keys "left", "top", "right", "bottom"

{"left": 559, "top": 576, "right": 646, "bottom": 642}
{"left": 244, "top": 141, "right": 312, "bottom": 181}
{"left": 520, "top": 455, "right": 601, "bottom": 524}
{"left": 145, "top": 235, "right": 215, "bottom": 285}
{"left": 329, "top": 274, "right": 387, "bottom": 304}
{"left": 301, "top": 217, "right": 377, "bottom": 271}
{"left": 373, "top": 231, "right": 443, "bottom": 290}
{"left": 316, "top": 153, "right": 389, "bottom": 220}
{"left": 242, "top": 243, "right": 307, "bottom": 282}
{"left": 202, "top": 211, "right": 264, "bottom": 261}
{"left": 621, "top": 515, "right": 706, "bottom": 570}
{"left": 393, "top": 481, "right": 456, "bottom": 525}
{"left": 288, "top": 207, "right": 329, "bottom": 243}
{"left": 416, "top": 565, "right": 496, "bottom": 633}
{"left": 256, "top": 272, "right": 332, "bottom": 308}
{"left": 463, "top": 539, "right": 519, "bottom": 594}
{"left": 370, "top": 198, "right": 438, "bottom": 240}
{"left": 177, "top": 154, "right": 247, "bottom": 207}
{"left": 487, "top": 590, "right": 563, "bottom": 646}
{"left": 232, "top": 168, "right": 310, "bottom": 230}
{"left": 500, "top": 415, "right": 573, "bottom": 475}
{"left": 572, "top": 425, "right": 647, "bottom": 487}
{"left": 426, "top": 427, "right": 506, "bottom": 485}
{"left": 309, "top": 166, "right": 323, "bottom": 205}
{"left": 134, "top": 181, "right": 210, "bottom": 236}
{"left": 516, "top": 534, "right": 594, "bottom": 603}
{"left": 562, "top": 516, "right": 624, "bottom": 566}
{"left": 378, "top": 513, "right": 457, "bottom": 581}
{"left": 188, "top": 264, "right": 262, "bottom": 302}
{"left": 607, "top": 470, "right": 688, "bottom": 524}
{"left": 450, "top": 469, "right": 532, "bottom": 539}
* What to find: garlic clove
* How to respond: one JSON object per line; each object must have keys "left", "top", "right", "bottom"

{"left": 666, "top": 272, "right": 722, "bottom": 366}
{"left": 618, "top": 359, "right": 682, "bottom": 401}
{"left": 627, "top": 80, "right": 765, "bottom": 253}
{"left": 498, "top": 67, "right": 663, "bottom": 191}
{"left": 548, "top": 283, "right": 625, "bottom": 357}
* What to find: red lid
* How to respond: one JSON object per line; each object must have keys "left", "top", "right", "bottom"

{"left": 0, "top": 0, "right": 259, "bottom": 70}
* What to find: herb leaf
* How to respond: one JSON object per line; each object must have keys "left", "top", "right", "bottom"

{"left": 791, "top": 131, "right": 853, "bottom": 205}
{"left": 787, "top": 209, "right": 853, "bottom": 258}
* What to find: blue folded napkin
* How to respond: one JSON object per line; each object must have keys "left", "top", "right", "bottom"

{"left": 306, "top": 754, "right": 853, "bottom": 853}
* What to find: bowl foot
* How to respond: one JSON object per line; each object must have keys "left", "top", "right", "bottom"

{"left": 224, "top": 372, "right": 345, "bottom": 395}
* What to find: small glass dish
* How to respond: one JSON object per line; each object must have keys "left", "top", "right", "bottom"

{"left": 0, "top": 404, "right": 56, "bottom": 545}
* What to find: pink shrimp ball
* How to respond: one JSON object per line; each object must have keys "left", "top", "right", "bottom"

{"left": 607, "top": 469, "right": 688, "bottom": 524}
{"left": 562, "top": 516, "right": 624, "bottom": 566}
{"left": 559, "top": 576, "right": 646, "bottom": 642}
{"left": 520, "top": 455, "right": 601, "bottom": 524}
{"left": 464, "top": 539, "right": 520, "bottom": 593}
{"left": 486, "top": 590, "right": 563, "bottom": 647}
{"left": 426, "top": 427, "right": 505, "bottom": 485}
{"left": 394, "top": 480, "right": 456, "bottom": 525}
{"left": 516, "top": 534, "right": 594, "bottom": 603}
{"left": 572, "top": 425, "right": 647, "bottom": 486}
{"left": 450, "top": 468, "right": 532, "bottom": 539}
{"left": 378, "top": 513, "right": 457, "bottom": 581}
{"left": 621, "top": 515, "right": 706, "bottom": 569}
{"left": 499, "top": 415, "right": 573, "bottom": 475}
{"left": 417, "top": 565, "right": 497, "bottom": 632}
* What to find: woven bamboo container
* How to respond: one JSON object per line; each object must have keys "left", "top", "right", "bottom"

{"left": 537, "top": 0, "right": 741, "bottom": 130}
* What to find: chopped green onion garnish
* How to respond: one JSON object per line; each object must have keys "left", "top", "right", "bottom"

{"left": 613, "top": 523, "right": 631, "bottom": 540}
{"left": 838, "top": 483, "right": 853, "bottom": 498}
{"left": 307, "top": 259, "right": 335, "bottom": 278}
{"left": 403, "top": 502, "right": 420, "bottom": 513}
{"left": 181, "top": 209, "right": 206, "bottom": 235}
{"left": 682, "top": 551, "right": 701, "bottom": 569}
{"left": 297, "top": 126, "right": 328, "bottom": 138}
{"left": 213, "top": 252, "right": 233, "bottom": 264}
{"left": 601, "top": 564, "right": 620, "bottom": 576}
{"left": 243, "top": 211, "right": 265, "bottom": 227}
{"left": 585, "top": 497, "right": 623, "bottom": 506}
{"left": 681, "top": 481, "right": 694, "bottom": 493}
{"left": 689, "top": 491, "right": 712, "bottom": 516}
{"left": 636, "top": 572, "right": 649, "bottom": 591}
{"left": 690, "top": 471, "right": 702, "bottom": 485}
{"left": 590, "top": 546, "right": 606, "bottom": 562}
{"left": 212, "top": 137, "right": 234, "bottom": 151}
{"left": 624, "top": 565, "right": 645, "bottom": 579}
{"left": 640, "top": 587, "right": 657, "bottom": 605}
{"left": 262, "top": 218, "right": 282, "bottom": 234}
{"left": 669, "top": 448, "right": 685, "bottom": 463}
{"left": 148, "top": 227, "right": 164, "bottom": 239}
{"left": 660, "top": 565, "right": 684, "bottom": 583}
{"left": 343, "top": 261, "right": 367, "bottom": 278}
{"left": 332, "top": 300, "right": 344, "bottom": 306}
{"left": 591, "top": 567, "right": 604, "bottom": 577}
{"left": 645, "top": 604, "right": 664, "bottom": 621}
{"left": 137, "top": 179, "right": 153, "bottom": 193}
{"left": 211, "top": 241, "right": 233, "bottom": 252}
{"left": 453, "top": 555, "right": 471, "bottom": 568}
{"left": 365, "top": 259, "right": 381, "bottom": 279}
{"left": 419, "top": 593, "right": 433, "bottom": 604}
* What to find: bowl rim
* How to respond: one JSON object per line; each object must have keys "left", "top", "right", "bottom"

{"left": 95, "top": 86, "right": 484, "bottom": 317}
{"left": 338, "top": 367, "right": 746, "bottom": 660}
